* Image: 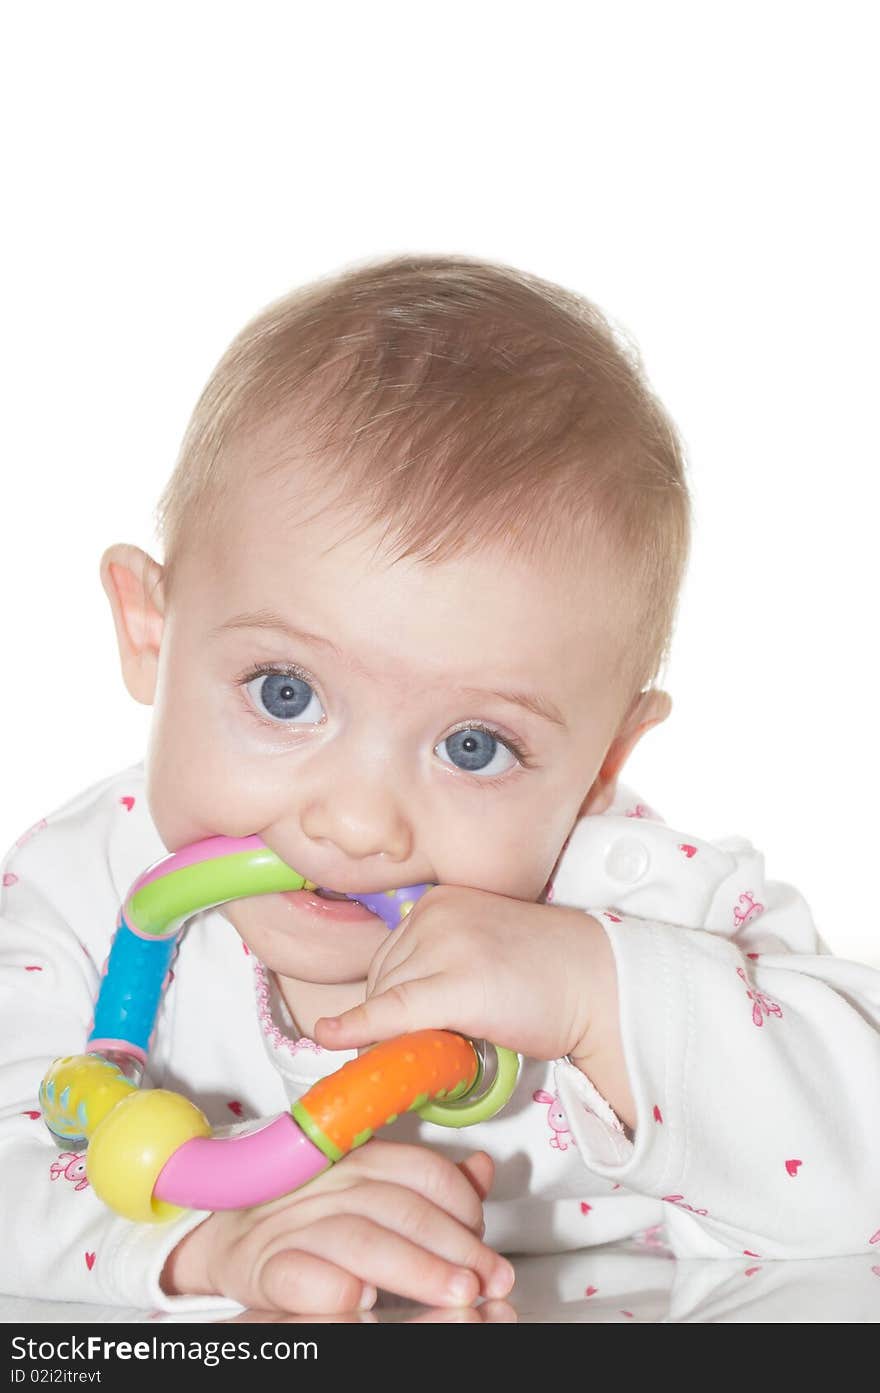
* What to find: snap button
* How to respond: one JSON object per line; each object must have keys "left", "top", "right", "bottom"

{"left": 604, "top": 836, "right": 650, "bottom": 884}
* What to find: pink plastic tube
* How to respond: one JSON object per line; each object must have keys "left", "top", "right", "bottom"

{"left": 153, "top": 1114, "right": 329, "bottom": 1210}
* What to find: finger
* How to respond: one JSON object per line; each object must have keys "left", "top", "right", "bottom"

{"left": 220, "top": 1308, "right": 376, "bottom": 1325}
{"left": 241, "top": 1249, "right": 377, "bottom": 1316}
{"left": 290, "top": 1168, "right": 488, "bottom": 1263}
{"left": 363, "top": 922, "right": 414, "bottom": 998}
{"left": 474, "top": 1299, "right": 518, "bottom": 1323}
{"left": 315, "top": 1138, "right": 487, "bottom": 1232}
{"left": 403, "top": 1306, "right": 485, "bottom": 1323}
{"left": 303, "top": 1181, "right": 513, "bottom": 1300}
{"left": 279, "top": 1211, "right": 514, "bottom": 1308}
{"left": 405, "top": 1299, "right": 518, "bottom": 1324}
{"left": 315, "top": 973, "right": 454, "bottom": 1047}
{"left": 457, "top": 1150, "right": 495, "bottom": 1202}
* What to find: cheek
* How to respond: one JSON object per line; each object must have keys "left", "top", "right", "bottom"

{"left": 438, "top": 802, "right": 575, "bottom": 901}
{"left": 145, "top": 694, "right": 272, "bottom": 848}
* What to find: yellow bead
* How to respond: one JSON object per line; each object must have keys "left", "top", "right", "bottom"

{"left": 87, "top": 1089, "right": 211, "bottom": 1223}
{"left": 40, "top": 1054, "right": 135, "bottom": 1140}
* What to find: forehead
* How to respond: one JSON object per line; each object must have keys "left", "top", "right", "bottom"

{"left": 185, "top": 462, "right": 627, "bottom": 698}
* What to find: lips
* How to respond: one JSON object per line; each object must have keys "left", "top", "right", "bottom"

{"left": 280, "top": 888, "right": 378, "bottom": 923}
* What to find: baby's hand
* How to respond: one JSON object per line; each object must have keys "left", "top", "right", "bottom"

{"left": 313, "top": 886, "right": 613, "bottom": 1062}
{"left": 161, "top": 1141, "right": 513, "bottom": 1314}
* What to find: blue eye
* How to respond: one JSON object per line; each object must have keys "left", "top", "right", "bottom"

{"left": 245, "top": 670, "right": 324, "bottom": 724}
{"left": 435, "top": 727, "right": 518, "bottom": 777}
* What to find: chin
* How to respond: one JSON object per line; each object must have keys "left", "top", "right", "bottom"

{"left": 224, "top": 898, "right": 382, "bottom": 981}
{"left": 260, "top": 932, "right": 376, "bottom": 983}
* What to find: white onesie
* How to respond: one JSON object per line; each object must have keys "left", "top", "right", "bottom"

{"left": 1, "top": 762, "right": 878, "bottom": 1313}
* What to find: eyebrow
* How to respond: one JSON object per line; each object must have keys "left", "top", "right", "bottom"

{"left": 211, "top": 610, "right": 345, "bottom": 659}
{"left": 213, "top": 609, "right": 568, "bottom": 729}
{"left": 459, "top": 686, "right": 567, "bottom": 729}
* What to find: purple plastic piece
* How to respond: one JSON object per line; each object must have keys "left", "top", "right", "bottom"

{"left": 350, "top": 883, "right": 431, "bottom": 929}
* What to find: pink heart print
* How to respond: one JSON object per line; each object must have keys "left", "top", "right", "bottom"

{"left": 585, "top": 1286, "right": 599, "bottom": 1297}
{"left": 678, "top": 844, "right": 697, "bottom": 858}
{"left": 652, "top": 1105, "right": 663, "bottom": 1123}
{"left": 785, "top": 1159, "right": 802, "bottom": 1177}
{"left": 3, "top": 872, "right": 18, "bottom": 887}
{"left": 227, "top": 1101, "right": 244, "bottom": 1117}
{"left": 119, "top": 796, "right": 135, "bottom": 811}
{"left": 580, "top": 1202, "right": 592, "bottom": 1215}
{"left": 84, "top": 1252, "right": 96, "bottom": 1271}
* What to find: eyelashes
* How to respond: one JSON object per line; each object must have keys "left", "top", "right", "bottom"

{"left": 240, "top": 663, "right": 323, "bottom": 724}
{"left": 233, "top": 661, "right": 535, "bottom": 775}
{"left": 439, "top": 721, "right": 532, "bottom": 771}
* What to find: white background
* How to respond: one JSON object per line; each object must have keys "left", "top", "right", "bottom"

{"left": 1, "top": 3, "right": 877, "bottom": 962}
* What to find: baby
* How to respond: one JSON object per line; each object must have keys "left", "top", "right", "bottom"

{"left": 2, "top": 254, "right": 878, "bottom": 1318}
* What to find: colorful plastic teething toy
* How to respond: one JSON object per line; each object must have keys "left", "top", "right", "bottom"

{"left": 39, "top": 836, "right": 520, "bottom": 1222}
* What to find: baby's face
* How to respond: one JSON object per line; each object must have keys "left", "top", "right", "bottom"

{"left": 143, "top": 466, "right": 639, "bottom": 985}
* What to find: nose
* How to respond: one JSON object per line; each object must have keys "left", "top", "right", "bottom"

{"left": 299, "top": 768, "right": 414, "bottom": 868}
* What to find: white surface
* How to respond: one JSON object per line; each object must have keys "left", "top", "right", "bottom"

{"left": 1, "top": 4, "right": 878, "bottom": 965}
{"left": 2, "top": 1244, "right": 879, "bottom": 1323}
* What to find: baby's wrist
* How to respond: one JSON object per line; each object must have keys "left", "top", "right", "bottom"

{"left": 565, "top": 915, "right": 636, "bottom": 1128}
{"left": 555, "top": 909, "right": 614, "bottom": 1060}
{"left": 159, "top": 1214, "right": 215, "bottom": 1297}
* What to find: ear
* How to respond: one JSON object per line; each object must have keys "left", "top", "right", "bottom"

{"left": 99, "top": 543, "right": 165, "bottom": 705}
{"left": 579, "top": 688, "right": 672, "bottom": 817}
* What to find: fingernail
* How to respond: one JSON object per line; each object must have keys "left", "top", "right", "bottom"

{"left": 447, "top": 1270, "right": 476, "bottom": 1304}
{"left": 359, "top": 1285, "right": 378, "bottom": 1310}
{"left": 487, "top": 1259, "right": 515, "bottom": 1297}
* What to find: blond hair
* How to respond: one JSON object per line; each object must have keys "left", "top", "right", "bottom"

{"left": 155, "top": 253, "right": 692, "bottom": 703}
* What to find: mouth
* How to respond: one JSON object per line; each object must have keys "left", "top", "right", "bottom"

{"left": 279, "top": 886, "right": 379, "bottom": 924}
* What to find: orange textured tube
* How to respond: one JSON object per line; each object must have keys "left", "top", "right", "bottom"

{"left": 294, "top": 1030, "right": 478, "bottom": 1158}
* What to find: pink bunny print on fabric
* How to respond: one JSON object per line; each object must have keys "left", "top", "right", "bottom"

{"left": 733, "top": 890, "right": 765, "bottom": 930}
{"left": 737, "top": 966, "right": 783, "bottom": 1027}
{"left": 533, "top": 1089, "right": 577, "bottom": 1152}
{"left": 49, "top": 1152, "right": 89, "bottom": 1192}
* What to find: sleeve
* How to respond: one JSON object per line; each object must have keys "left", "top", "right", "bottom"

{"left": 0, "top": 822, "right": 239, "bottom": 1314}
{"left": 547, "top": 811, "right": 880, "bottom": 1260}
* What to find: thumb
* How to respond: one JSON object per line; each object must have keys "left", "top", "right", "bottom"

{"left": 457, "top": 1149, "right": 494, "bottom": 1201}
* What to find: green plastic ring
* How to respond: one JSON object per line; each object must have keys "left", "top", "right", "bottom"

{"left": 416, "top": 1044, "right": 520, "bottom": 1128}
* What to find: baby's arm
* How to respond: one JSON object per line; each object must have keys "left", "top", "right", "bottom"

{"left": 549, "top": 815, "right": 880, "bottom": 1259}
{"left": 160, "top": 1142, "right": 511, "bottom": 1313}
{"left": 0, "top": 835, "right": 219, "bottom": 1311}
{"left": 1, "top": 824, "right": 511, "bottom": 1314}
